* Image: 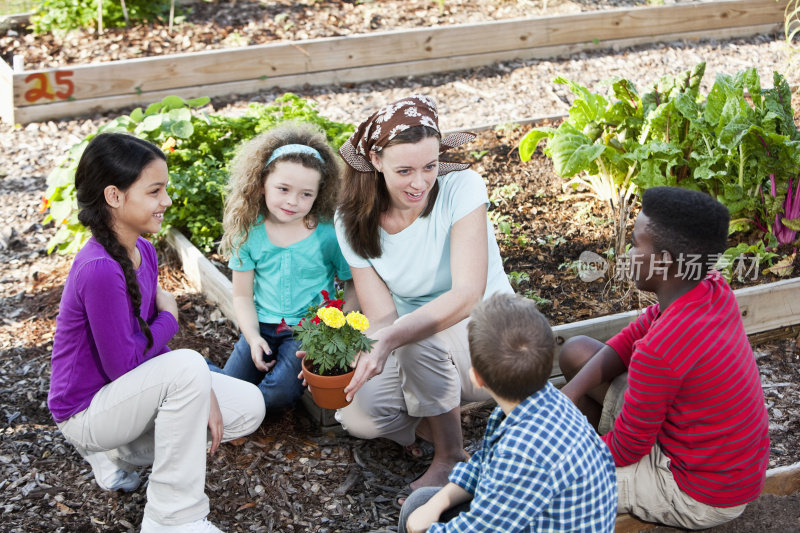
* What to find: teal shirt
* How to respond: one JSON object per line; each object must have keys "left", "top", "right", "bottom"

{"left": 229, "top": 221, "right": 352, "bottom": 324}
{"left": 335, "top": 169, "right": 513, "bottom": 317}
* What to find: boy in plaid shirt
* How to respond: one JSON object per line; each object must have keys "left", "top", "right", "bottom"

{"left": 399, "top": 293, "right": 617, "bottom": 533}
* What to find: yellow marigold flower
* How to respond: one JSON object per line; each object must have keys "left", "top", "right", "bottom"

{"left": 320, "top": 307, "right": 346, "bottom": 329}
{"left": 346, "top": 311, "right": 369, "bottom": 332}
{"left": 161, "top": 137, "right": 177, "bottom": 152}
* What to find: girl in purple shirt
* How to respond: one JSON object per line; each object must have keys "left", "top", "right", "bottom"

{"left": 48, "top": 133, "right": 264, "bottom": 533}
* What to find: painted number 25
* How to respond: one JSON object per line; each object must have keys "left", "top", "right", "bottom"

{"left": 24, "top": 71, "right": 75, "bottom": 103}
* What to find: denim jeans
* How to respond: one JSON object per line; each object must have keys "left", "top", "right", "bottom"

{"left": 215, "top": 322, "right": 305, "bottom": 412}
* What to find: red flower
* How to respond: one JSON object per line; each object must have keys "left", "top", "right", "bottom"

{"left": 311, "top": 316, "right": 321, "bottom": 324}
{"left": 320, "top": 289, "right": 344, "bottom": 310}
{"left": 276, "top": 318, "right": 291, "bottom": 334}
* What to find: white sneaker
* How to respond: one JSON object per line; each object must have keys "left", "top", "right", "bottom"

{"left": 140, "top": 515, "right": 224, "bottom": 533}
{"left": 84, "top": 451, "right": 141, "bottom": 492}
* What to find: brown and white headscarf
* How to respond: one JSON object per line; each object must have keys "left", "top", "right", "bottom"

{"left": 338, "top": 94, "right": 475, "bottom": 176}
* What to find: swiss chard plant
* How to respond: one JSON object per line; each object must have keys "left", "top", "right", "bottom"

{"left": 519, "top": 62, "right": 800, "bottom": 265}
{"left": 519, "top": 63, "right": 707, "bottom": 262}
{"left": 43, "top": 93, "right": 355, "bottom": 253}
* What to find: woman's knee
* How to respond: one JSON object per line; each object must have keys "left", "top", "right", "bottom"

{"left": 558, "top": 336, "right": 604, "bottom": 377}
{"left": 336, "top": 404, "right": 384, "bottom": 440}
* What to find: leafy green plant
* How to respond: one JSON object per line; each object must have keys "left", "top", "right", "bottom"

{"left": 523, "top": 290, "right": 552, "bottom": 309}
{"left": 0, "top": 1, "right": 37, "bottom": 15}
{"left": 507, "top": 271, "right": 530, "bottom": 288}
{"left": 536, "top": 234, "right": 566, "bottom": 249}
{"left": 489, "top": 183, "right": 521, "bottom": 204}
{"left": 715, "top": 241, "right": 778, "bottom": 282}
{"left": 43, "top": 93, "right": 355, "bottom": 253}
{"left": 488, "top": 211, "right": 512, "bottom": 237}
{"left": 520, "top": 63, "right": 800, "bottom": 255}
{"left": 31, "top": 0, "right": 174, "bottom": 34}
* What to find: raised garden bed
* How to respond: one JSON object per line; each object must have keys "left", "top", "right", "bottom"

{"left": 0, "top": 0, "right": 785, "bottom": 124}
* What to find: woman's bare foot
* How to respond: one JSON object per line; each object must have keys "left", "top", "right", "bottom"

{"left": 409, "top": 450, "right": 469, "bottom": 490}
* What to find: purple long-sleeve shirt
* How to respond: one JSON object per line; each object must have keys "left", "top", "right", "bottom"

{"left": 48, "top": 236, "right": 179, "bottom": 423}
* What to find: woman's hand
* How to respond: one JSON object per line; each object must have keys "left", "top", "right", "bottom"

{"left": 155, "top": 286, "right": 178, "bottom": 321}
{"left": 343, "top": 332, "right": 391, "bottom": 402}
{"left": 208, "top": 389, "right": 223, "bottom": 455}
{"left": 249, "top": 336, "right": 275, "bottom": 373}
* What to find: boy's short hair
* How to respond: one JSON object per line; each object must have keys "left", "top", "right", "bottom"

{"left": 641, "top": 187, "right": 730, "bottom": 276}
{"left": 468, "top": 293, "right": 555, "bottom": 402}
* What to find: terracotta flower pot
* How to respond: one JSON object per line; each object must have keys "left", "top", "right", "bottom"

{"left": 301, "top": 358, "right": 354, "bottom": 410}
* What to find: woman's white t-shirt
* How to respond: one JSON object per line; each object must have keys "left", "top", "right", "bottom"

{"left": 334, "top": 169, "right": 513, "bottom": 317}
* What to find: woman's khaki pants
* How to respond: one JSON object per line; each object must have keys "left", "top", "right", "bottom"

{"left": 336, "top": 318, "right": 490, "bottom": 446}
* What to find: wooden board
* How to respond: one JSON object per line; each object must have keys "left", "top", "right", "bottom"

{"left": 164, "top": 228, "right": 236, "bottom": 327}
{"left": 7, "top": 20, "right": 782, "bottom": 124}
{"left": 3, "top": 0, "right": 785, "bottom": 123}
{"left": 12, "top": 0, "right": 784, "bottom": 104}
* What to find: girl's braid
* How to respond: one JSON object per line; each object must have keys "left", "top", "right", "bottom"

{"left": 91, "top": 222, "right": 154, "bottom": 351}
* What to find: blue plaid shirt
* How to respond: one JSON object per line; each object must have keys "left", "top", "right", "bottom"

{"left": 429, "top": 383, "right": 617, "bottom": 532}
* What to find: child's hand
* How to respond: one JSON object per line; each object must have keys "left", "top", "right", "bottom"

{"left": 156, "top": 286, "right": 178, "bottom": 321}
{"left": 296, "top": 350, "right": 307, "bottom": 386}
{"left": 250, "top": 337, "right": 275, "bottom": 373}
{"left": 208, "top": 389, "right": 223, "bottom": 455}
{"left": 406, "top": 503, "right": 442, "bottom": 533}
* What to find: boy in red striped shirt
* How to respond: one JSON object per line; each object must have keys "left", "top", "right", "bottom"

{"left": 560, "top": 186, "right": 769, "bottom": 529}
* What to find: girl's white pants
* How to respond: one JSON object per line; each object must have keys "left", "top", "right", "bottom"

{"left": 57, "top": 349, "right": 265, "bottom": 525}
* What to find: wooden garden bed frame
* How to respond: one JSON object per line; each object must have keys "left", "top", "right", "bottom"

{"left": 0, "top": 0, "right": 786, "bottom": 124}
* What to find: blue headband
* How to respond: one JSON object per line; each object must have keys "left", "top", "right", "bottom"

{"left": 265, "top": 144, "right": 324, "bottom": 167}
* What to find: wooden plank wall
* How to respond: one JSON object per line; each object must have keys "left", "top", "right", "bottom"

{"left": 1, "top": 0, "right": 786, "bottom": 124}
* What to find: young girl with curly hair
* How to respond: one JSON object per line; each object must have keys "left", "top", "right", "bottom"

{"left": 48, "top": 132, "right": 265, "bottom": 533}
{"left": 217, "top": 122, "right": 353, "bottom": 411}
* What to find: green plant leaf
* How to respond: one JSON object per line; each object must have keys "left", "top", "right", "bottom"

{"left": 518, "top": 128, "right": 554, "bottom": 161}
{"left": 141, "top": 114, "right": 164, "bottom": 132}
{"left": 170, "top": 120, "right": 194, "bottom": 138}
{"left": 162, "top": 95, "right": 187, "bottom": 110}
{"left": 781, "top": 217, "right": 800, "bottom": 231}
